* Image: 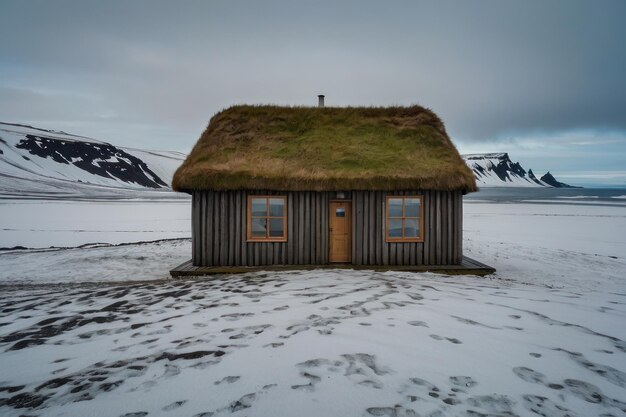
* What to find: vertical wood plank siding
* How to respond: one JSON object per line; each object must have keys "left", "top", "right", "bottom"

{"left": 456, "top": 191, "right": 463, "bottom": 264}
{"left": 191, "top": 190, "right": 463, "bottom": 266}
{"left": 191, "top": 191, "right": 198, "bottom": 264}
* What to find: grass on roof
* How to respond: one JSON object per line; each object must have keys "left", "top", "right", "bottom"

{"left": 173, "top": 105, "right": 477, "bottom": 192}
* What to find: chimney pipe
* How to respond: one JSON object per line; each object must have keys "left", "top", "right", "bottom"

{"left": 318, "top": 94, "right": 325, "bottom": 108}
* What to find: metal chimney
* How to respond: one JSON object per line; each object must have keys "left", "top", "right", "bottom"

{"left": 318, "top": 94, "right": 325, "bottom": 108}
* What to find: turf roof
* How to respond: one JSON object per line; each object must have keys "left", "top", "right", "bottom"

{"left": 173, "top": 105, "right": 477, "bottom": 193}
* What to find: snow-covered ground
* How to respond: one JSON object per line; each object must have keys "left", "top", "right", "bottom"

{"left": 0, "top": 199, "right": 190, "bottom": 248}
{"left": 464, "top": 202, "right": 626, "bottom": 261}
{"left": 0, "top": 239, "right": 191, "bottom": 283}
{"left": 0, "top": 199, "right": 625, "bottom": 416}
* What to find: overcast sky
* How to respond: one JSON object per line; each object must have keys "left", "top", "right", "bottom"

{"left": 1, "top": 0, "right": 625, "bottom": 186}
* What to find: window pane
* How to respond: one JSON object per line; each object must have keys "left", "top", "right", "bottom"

{"left": 269, "top": 198, "right": 284, "bottom": 216}
{"left": 405, "top": 198, "right": 420, "bottom": 217}
{"left": 251, "top": 198, "right": 267, "bottom": 216}
{"left": 388, "top": 198, "right": 403, "bottom": 217}
{"left": 403, "top": 219, "right": 419, "bottom": 238}
{"left": 335, "top": 208, "right": 345, "bottom": 217}
{"left": 269, "top": 218, "right": 284, "bottom": 237}
{"left": 388, "top": 219, "right": 402, "bottom": 238}
{"left": 251, "top": 218, "right": 267, "bottom": 238}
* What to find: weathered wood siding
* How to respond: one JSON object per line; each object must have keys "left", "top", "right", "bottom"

{"left": 192, "top": 190, "right": 463, "bottom": 266}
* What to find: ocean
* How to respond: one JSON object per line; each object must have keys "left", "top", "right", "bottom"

{"left": 464, "top": 187, "right": 626, "bottom": 206}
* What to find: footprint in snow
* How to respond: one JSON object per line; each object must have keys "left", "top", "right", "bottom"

{"left": 264, "top": 342, "right": 284, "bottom": 348}
{"left": 162, "top": 400, "right": 187, "bottom": 411}
{"left": 466, "top": 394, "right": 515, "bottom": 414}
{"left": 512, "top": 366, "right": 545, "bottom": 384}
{"left": 220, "top": 313, "right": 254, "bottom": 321}
{"left": 449, "top": 375, "right": 477, "bottom": 388}
{"left": 214, "top": 376, "right": 240, "bottom": 385}
{"left": 291, "top": 372, "right": 321, "bottom": 391}
{"left": 366, "top": 406, "right": 416, "bottom": 416}
{"left": 230, "top": 392, "right": 257, "bottom": 412}
{"left": 358, "top": 379, "right": 383, "bottom": 389}
{"left": 429, "top": 334, "right": 462, "bottom": 344}
{"left": 407, "top": 320, "right": 428, "bottom": 327}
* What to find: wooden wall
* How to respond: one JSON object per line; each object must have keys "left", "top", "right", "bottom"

{"left": 192, "top": 190, "right": 463, "bottom": 267}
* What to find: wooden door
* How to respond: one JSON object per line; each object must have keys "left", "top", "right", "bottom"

{"left": 329, "top": 201, "right": 351, "bottom": 263}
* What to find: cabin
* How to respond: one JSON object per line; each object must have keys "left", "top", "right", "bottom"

{"left": 170, "top": 100, "right": 495, "bottom": 276}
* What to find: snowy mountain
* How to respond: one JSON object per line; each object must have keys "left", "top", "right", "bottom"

{"left": 462, "top": 153, "right": 579, "bottom": 188}
{"left": 538, "top": 171, "right": 578, "bottom": 188}
{"left": 0, "top": 122, "right": 187, "bottom": 199}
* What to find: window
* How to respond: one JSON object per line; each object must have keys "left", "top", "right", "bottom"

{"left": 385, "top": 195, "right": 423, "bottom": 242}
{"left": 247, "top": 196, "right": 287, "bottom": 242}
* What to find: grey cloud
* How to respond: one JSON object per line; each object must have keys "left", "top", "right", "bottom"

{"left": 1, "top": 0, "right": 625, "bottom": 153}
